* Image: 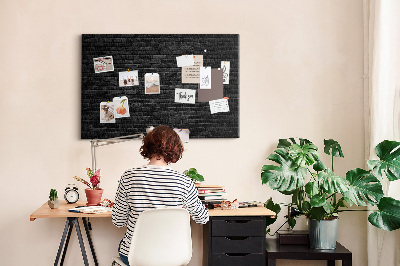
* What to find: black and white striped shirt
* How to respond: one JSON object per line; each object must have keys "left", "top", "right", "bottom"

{"left": 112, "top": 165, "right": 209, "bottom": 257}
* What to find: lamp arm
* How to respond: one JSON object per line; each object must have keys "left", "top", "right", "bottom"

{"left": 90, "top": 133, "right": 145, "bottom": 172}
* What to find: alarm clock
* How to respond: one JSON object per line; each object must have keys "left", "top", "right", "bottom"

{"left": 64, "top": 184, "right": 79, "bottom": 204}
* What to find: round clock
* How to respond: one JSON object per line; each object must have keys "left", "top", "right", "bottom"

{"left": 64, "top": 184, "right": 79, "bottom": 204}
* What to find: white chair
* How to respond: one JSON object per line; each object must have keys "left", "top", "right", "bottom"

{"left": 112, "top": 208, "right": 192, "bottom": 266}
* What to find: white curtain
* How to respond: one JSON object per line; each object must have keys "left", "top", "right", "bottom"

{"left": 366, "top": 0, "right": 400, "bottom": 265}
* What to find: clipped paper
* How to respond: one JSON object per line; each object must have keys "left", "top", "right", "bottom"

{"left": 198, "top": 68, "right": 223, "bottom": 102}
{"left": 221, "top": 61, "right": 230, "bottom": 84}
{"left": 119, "top": 71, "right": 139, "bottom": 87}
{"left": 200, "top": 67, "right": 212, "bottom": 89}
{"left": 182, "top": 55, "right": 203, "bottom": 84}
{"left": 176, "top": 55, "right": 195, "bottom": 67}
{"left": 175, "top": 89, "right": 196, "bottom": 104}
{"left": 113, "top": 96, "right": 130, "bottom": 118}
{"left": 100, "top": 102, "right": 115, "bottom": 123}
{"left": 144, "top": 73, "right": 160, "bottom": 94}
{"left": 174, "top": 128, "right": 190, "bottom": 143}
{"left": 93, "top": 56, "right": 114, "bottom": 73}
{"left": 209, "top": 98, "right": 230, "bottom": 114}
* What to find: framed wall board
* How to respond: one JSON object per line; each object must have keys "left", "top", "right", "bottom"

{"left": 81, "top": 34, "right": 239, "bottom": 139}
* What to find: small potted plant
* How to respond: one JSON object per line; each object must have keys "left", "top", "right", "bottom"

{"left": 74, "top": 168, "right": 103, "bottom": 206}
{"left": 261, "top": 138, "right": 400, "bottom": 249}
{"left": 184, "top": 168, "right": 204, "bottom": 183}
{"left": 48, "top": 189, "right": 60, "bottom": 209}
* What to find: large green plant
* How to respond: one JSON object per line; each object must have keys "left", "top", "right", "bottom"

{"left": 261, "top": 138, "right": 400, "bottom": 231}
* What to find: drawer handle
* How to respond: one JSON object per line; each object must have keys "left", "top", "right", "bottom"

{"left": 225, "top": 253, "right": 250, "bottom": 257}
{"left": 225, "top": 236, "right": 249, "bottom": 241}
{"left": 224, "top": 220, "right": 250, "bottom": 224}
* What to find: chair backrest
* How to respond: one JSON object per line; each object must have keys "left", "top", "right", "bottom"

{"left": 128, "top": 208, "right": 192, "bottom": 266}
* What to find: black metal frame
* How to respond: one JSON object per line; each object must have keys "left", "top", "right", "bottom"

{"left": 54, "top": 217, "right": 98, "bottom": 266}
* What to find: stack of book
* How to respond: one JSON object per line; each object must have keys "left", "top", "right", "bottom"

{"left": 195, "top": 184, "right": 227, "bottom": 205}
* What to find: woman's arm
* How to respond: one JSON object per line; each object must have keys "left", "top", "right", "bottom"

{"left": 182, "top": 181, "right": 209, "bottom": 224}
{"left": 112, "top": 174, "right": 129, "bottom": 227}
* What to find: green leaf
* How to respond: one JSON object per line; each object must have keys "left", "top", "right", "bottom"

{"left": 324, "top": 139, "right": 344, "bottom": 158}
{"left": 264, "top": 198, "right": 281, "bottom": 227}
{"left": 368, "top": 197, "right": 400, "bottom": 231}
{"left": 308, "top": 207, "right": 326, "bottom": 221}
{"left": 302, "top": 201, "right": 311, "bottom": 212}
{"left": 277, "top": 139, "right": 292, "bottom": 148}
{"left": 367, "top": 140, "right": 400, "bottom": 181}
{"left": 305, "top": 181, "right": 319, "bottom": 197}
{"left": 344, "top": 168, "right": 383, "bottom": 206}
{"left": 288, "top": 218, "right": 296, "bottom": 229}
{"left": 310, "top": 195, "right": 332, "bottom": 213}
{"left": 318, "top": 169, "right": 349, "bottom": 195}
{"left": 288, "top": 143, "right": 319, "bottom": 168}
{"left": 261, "top": 148, "right": 307, "bottom": 192}
{"left": 313, "top": 160, "right": 326, "bottom": 172}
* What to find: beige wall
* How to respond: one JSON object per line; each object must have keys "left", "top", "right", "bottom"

{"left": 0, "top": 0, "right": 366, "bottom": 265}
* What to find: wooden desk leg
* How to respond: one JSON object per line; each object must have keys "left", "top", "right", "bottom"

{"left": 54, "top": 218, "right": 72, "bottom": 266}
{"left": 71, "top": 218, "right": 89, "bottom": 266}
{"left": 82, "top": 217, "right": 98, "bottom": 266}
{"left": 327, "top": 260, "right": 335, "bottom": 266}
{"left": 267, "top": 259, "right": 276, "bottom": 266}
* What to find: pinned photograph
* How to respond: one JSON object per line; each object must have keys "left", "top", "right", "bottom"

{"left": 175, "top": 88, "right": 196, "bottom": 104}
{"left": 93, "top": 56, "right": 114, "bottom": 73}
{"left": 173, "top": 128, "right": 190, "bottom": 143}
{"left": 113, "top": 96, "right": 130, "bottom": 118}
{"left": 221, "top": 61, "right": 230, "bottom": 85}
{"left": 200, "top": 67, "right": 212, "bottom": 89}
{"left": 145, "top": 73, "right": 160, "bottom": 94}
{"left": 100, "top": 102, "right": 115, "bottom": 123}
{"left": 119, "top": 71, "right": 139, "bottom": 87}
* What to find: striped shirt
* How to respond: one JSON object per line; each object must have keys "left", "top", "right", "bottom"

{"left": 112, "top": 165, "right": 209, "bottom": 257}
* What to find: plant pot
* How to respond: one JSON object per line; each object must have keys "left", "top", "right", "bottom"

{"left": 48, "top": 199, "right": 60, "bottom": 209}
{"left": 85, "top": 188, "right": 103, "bottom": 206}
{"left": 308, "top": 218, "right": 338, "bottom": 249}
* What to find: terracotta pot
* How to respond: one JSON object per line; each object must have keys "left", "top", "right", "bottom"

{"left": 85, "top": 188, "right": 103, "bottom": 206}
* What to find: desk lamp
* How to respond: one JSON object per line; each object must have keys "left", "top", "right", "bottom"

{"left": 90, "top": 133, "right": 145, "bottom": 172}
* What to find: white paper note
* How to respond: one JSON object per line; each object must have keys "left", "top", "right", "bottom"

{"left": 175, "top": 88, "right": 196, "bottom": 104}
{"left": 182, "top": 55, "right": 203, "bottom": 84}
{"left": 209, "top": 98, "right": 230, "bottom": 114}
{"left": 174, "top": 128, "right": 190, "bottom": 143}
{"left": 176, "top": 55, "right": 195, "bottom": 67}
{"left": 200, "top": 67, "right": 212, "bottom": 89}
{"left": 221, "top": 61, "right": 230, "bottom": 85}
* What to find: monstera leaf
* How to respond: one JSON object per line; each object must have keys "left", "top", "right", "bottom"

{"left": 310, "top": 194, "right": 333, "bottom": 213}
{"left": 288, "top": 142, "right": 319, "bottom": 168}
{"left": 318, "top": 169, "right": 349, "bottom": 195}
{"left": 368, "top": 197, "right": 400, "bottom": 231}
{"left": 367, "top": 140, "right": 400, "bottom": 181}
{"left": 343, "top": 168, "right": 383, "bottom": 206}
{"left": 264, "top": 198, "right": 281, "bottom": 227}
{"left": 324, "top": 139, "right": 344, "bottom": 158}
{"left": 261, "top": 148, "right": 307, "bottom": 192}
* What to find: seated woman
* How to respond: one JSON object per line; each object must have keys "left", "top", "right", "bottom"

{"left": 112, "top": 125, "right": 209, "bottom": 265}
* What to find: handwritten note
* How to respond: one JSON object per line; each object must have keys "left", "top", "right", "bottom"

{"left": 182, "top": 55, "right": 203, "bottom": 84}
{"left": 200, "top": 66, "right": 212, "bottom": 89}
{"left": 209, "top": 98, "right": 230, "bottom": 114}
{"left": 221, "top": 61, "right": 230, "bottom": 84}
{"left": 176, "top": 55, "right": 195, "bottom": 67}
{"left": 175, "top": 89, "right": 196, "bottom": 104}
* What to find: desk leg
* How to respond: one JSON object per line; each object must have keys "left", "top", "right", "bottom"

{"left": 343, "top": 259, "right": 352, "bottom": 266}
{"left": 71, "top": 218, "right": 89, "bottom": 266}
{"left": 60, "top": 220, "right": 73, "bottom": 265}
{"left": 82, "top": 217, "right": 98, "bottom": 266}
{"left": 267, "top": 259, "right": 276, "bottom": 266}
{"left": 54, "top": 219, "right": 71, "bottom": 266}
{"left": 327, "top": 260, "right": 335, "bottom": 266}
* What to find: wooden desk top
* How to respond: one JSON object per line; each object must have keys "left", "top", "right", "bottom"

{"left": 30, "top": 202, "right": 275, "bottom": 221}
{"left": 208, "top": 206, "right": 275, "bottom": 217}
{"left": 30, "top": 201, "right": 111, "bottom": 221}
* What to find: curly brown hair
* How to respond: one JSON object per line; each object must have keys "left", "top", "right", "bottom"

{"left": 140, "top": 125, "right": 184, "bottom": 163}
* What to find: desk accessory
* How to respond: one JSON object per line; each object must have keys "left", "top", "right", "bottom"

{"left": 48, "top": 189, "right": 60, "bottom": 209}
{"left": 64, "top": 184, "right": 79, "bottom": 204}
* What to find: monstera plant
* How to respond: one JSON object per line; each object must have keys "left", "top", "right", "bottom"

{"left": 261, "top": 138, "right": 400, "bottom": 233}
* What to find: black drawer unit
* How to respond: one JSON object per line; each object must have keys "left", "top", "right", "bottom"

{"left": 204, "top": 216, "right": 267, "bottom": 266}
